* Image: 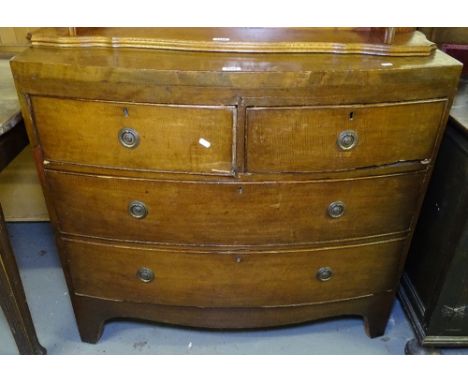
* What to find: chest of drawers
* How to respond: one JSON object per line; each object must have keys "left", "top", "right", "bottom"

{"left": 10, "top": 28, "right": 462, "bottom": 343}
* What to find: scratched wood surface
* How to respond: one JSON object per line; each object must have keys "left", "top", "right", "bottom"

{"left": 33, "top": 96, "right": 236, "bottom": 175}
{"left": 10, "top": 28, "right": 463, "bottom": 343}
{"left": 246, "top": 100, "right": 446, "bottom": 173}
{"left": 46, "top": 169, "right": 425, "bottom": 246}
{"left": 64, "top": 236, "right": 405, "bottom": 307}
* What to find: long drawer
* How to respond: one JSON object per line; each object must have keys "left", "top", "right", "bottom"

{"left": 47, "top": 170, "right": 424, "bottom": 246}
{"left": 64, "top": 237, "right": 405, "bottom": 307}
{"left": 32, "top": 96, "right": 236, "bottom": 175}
{"left": 247, "top": 100, "right": 446, "bottom": 173}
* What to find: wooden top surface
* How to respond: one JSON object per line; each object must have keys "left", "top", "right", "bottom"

{"left": 450, "top": 76, "right": 468, "bottom": 133}
{"left": 11, "top": 46, "right": 462, "bottom": 108}
{"left": 30, "top": 27, "right": 435, "bottom": 56}
{"left": 13, "top": 44, "right": 459, "bottom": 74}
{"left": 0, "top": 60, "right": 21, "bottom": 136}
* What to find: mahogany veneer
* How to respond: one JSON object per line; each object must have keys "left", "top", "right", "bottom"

{"left": 10, "top": 27, "right": 462, "bottom": 343}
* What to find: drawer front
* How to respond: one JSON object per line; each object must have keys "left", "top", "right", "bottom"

{"left": 32, "top": 97, "right": 235, "bottom": 175}
{"left": 47, "top": 170, "right": 424, "bottom": 246}
{"left": 64, "top": 238, "right": 404, "bottom": 307}
{"left": 247, "top": 100, "right": 446, "bottom": 173}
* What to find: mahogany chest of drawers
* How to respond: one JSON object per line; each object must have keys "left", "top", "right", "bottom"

{"left": 10, "top": 28, "right": 462, "bottom": 343}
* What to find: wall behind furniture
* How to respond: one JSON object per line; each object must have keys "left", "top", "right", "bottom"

{"left": 0, "top": 28, "right": 37, "bottom": 56}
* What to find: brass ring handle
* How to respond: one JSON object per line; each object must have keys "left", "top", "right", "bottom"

{"left": 136, "top": 267, "right": 155, "bottom": 283}
{"left": 316, "top": 267, "right": 333, "bottom": 282}
{"left": 328, "top": 201, "right": 345, "bottom": 218}
{"left": 128, "top": 200, "right": 148, "bottom": 219}
{"left": 118, "top": 127, "right": 140, "bottom": 149}
{"left": 337, "top": 130, "right": 358, "bottom": 151}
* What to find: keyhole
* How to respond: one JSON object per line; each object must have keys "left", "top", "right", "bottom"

{"left": 123, "top": 107, "right": 129, "bottom": 117}
{"left": 238, "top": 186, "right": 243, "bottom": 194}
{"left": 349, "top": 111, "right": 354, "bottom": 120}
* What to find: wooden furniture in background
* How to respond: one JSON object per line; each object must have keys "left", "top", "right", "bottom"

{"left": 400, "top": 76, "right": 468, "bottom": 352}
{"left": 419, "top": 27, "right": 468, "bottom": 75}
{"left": 0, "top": 205, "right": 46, "bottom": 354}
{"left": 0, "top": 58, "right": 45, "bottom": 354}
{"left": 419, "top": 28, "right": 468, "bottom": 46}
{"left": 0, "top": 28, "right": 37, "bottom": 57}
{"left": 11, "top": 27, "right": 461, "bottom": 344}
{"left": 0, "top": 59, "right": 48, "bottom": 222}
{"left": 0, "top": 148, "right": 50, "bottom": 222}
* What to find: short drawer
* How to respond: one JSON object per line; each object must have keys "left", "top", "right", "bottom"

{"left": 64, "top": 238, "right": 405, "bottom": 307}
{"left": 32, "top": 96, "right": 235, "bottom": 175}
{"left": 246, "top": 100, "right": 446, "bottom": 173}
{"left": 47, "top": 170, "right": 424, "bottom": 246}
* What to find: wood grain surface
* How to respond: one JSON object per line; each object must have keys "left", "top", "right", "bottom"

{"left": 46, "top": 170, "right": 425, "bottom": 246}
{"left": 71, "top": 292, "right": 395, "bottom": 343}
{"left": 0, "top": 204, "right": 46, "bottom": 354}
{"left": 64, "top": 236, "right": 404, "bottom": 307}
{"left": 33, "top": 96, "right": 236, "bottom": 175}
{"left": 9, "top": 28, "right": 463, "bottom": 341}
{"left": 0, "top": 147, "right": 48, "bottom": 221}
{"left": 29, "top": 28, "right": 435, "bottom": 56}
{"left": 247, "top": 100, "right": 446, "bottom": 173}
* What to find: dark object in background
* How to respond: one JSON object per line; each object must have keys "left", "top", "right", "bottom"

{"left": 400, "top": 76, "right": 468, "bottom": 350}
{"left": 0, "top": 205, "right": 46, "bottom": 355}
{"left": 0, "top": 58, "right": 45, "bottom": 355}
{"left": 418, "top": 28, "right": 468, "bottom": 75}
{"left": 442, "top": 44, "right": 468, "bottom": 75}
